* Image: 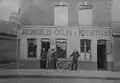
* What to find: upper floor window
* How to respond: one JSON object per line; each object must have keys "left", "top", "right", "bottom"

{"left": 80, "top": 39, "right": 91, "bottom": 60}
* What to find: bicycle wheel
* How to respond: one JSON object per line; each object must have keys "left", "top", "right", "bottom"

{"left": 65, "top": 61, "right": 71, "bottom": 70}
{"left": 56, "top": 60, "right": 65, "bottom": 70}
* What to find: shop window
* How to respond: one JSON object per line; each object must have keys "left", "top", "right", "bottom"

{"left": 27, "top": 38, "right": 37, "bottom": 58}
{"left": 80, "top": 39, "right": 91, "bottom": 60}
{"left": 56, "top": 39, "right": 67, "bottom": 58}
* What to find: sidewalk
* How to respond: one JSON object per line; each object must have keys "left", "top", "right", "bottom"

{"left": 0, "top": 69, "right": 120, "bottom": 80}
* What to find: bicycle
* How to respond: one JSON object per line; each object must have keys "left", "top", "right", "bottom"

{"left": 56, "top": 58, "right": 72, "bottom": 70}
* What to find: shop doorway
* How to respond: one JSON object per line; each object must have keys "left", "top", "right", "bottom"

{"left": 97, "top": 40, "right": 107, "bottom": 70}
{"left": 56, "top": 39, "right": 67, "bottom": 59}
{"left": 40, "top": 38, "right": 50, "bottom": 69}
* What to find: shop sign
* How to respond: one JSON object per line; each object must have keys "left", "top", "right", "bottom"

{"left": 53, "top": 28, "right": 73, "bottom": 36}
{"left": 21, "top": 28, "right": 52, "bottom": 35}
{"left": 79, "top": 28, "right": 112, "bottom": 37}
{"left": 20, "top": 27, "right": 112, "bottom": 37}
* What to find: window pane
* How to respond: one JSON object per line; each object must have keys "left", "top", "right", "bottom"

{"left": 81, "top": 47, "right": 84, "bottom": 52}
{"left": 86, "top": 46, "right": 91, "bottom": 60}
{"left": 86, "top": 47, "right": 91, "bottom": 53}
{"left": 86, "top": 40, "right": 91, "bottom": 46}
{"left": 27, "top": 38, "right": 37, "bottom": 58}
{"left": 80, "top": 53, "right": 85, "bottom": 60}
{"left": 80, "top": 39, "right": 91, "bottom": 60}
{"left": 81, "top": 40, "right": 85, "bottom": 46}
{"left": 85, "top": 53, "right": 91, "bottom": 60}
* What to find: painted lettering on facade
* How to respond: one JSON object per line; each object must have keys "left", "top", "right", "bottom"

{"left": 54, "top": 28, "right": 72, "bottom": 36}
{"left": 21, "top": 28, "right": 52, "bottom": 35}
{"left": 20, "top": 27, "right": 112, "bottom": 37}
{"left": 79, "top": 28, "right": 112, "bottom": 36}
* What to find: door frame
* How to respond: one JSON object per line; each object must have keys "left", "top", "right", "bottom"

{"left": 40, "top": 38, "right": 51, "bottom": 69}
{"left": 97, "top": 39, "right": 107, "bottom": 70}
{"left": 40, "top": 38, "right": 51, "bottom": 58}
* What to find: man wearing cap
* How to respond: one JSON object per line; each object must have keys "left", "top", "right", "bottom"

{"left": 52, "top": 49, "right": 58, "bottom": 69}
{"left": 40, "top": 48, "right": 47, "bottom": 69}
{"left": 46, "top": 48, "right": 53, "bottom": 69}
{"left": 70, "top": 49, "right": 80, "bottom": 71}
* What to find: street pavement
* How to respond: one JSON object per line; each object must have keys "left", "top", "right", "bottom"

{"left": 0, "top": 63, "right": 120, "bottom": 83}
{"left": 0, "top": 69, "right": 120, "bottom": 83}
{"left": 0, "top": 69, "right": 120, "bottom": 79}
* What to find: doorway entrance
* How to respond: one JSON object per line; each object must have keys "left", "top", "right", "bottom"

{"left": 97, "top": 40, "right": 107, "bottom": 70}
{"left": 40, "top": 38, "right": 50, "bottom": 69}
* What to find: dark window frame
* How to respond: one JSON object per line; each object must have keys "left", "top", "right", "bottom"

{"left": 80, "top": 39, "right": 91, "bottom": 60}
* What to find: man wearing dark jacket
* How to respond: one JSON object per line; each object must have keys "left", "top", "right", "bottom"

{"left": 52, "top": 50, "right": 58, "bottom": 69}
{"left": 40, "top": 48, "right": 47, "bottom": 69}
{"left": 70, "top": 49, "right": 80, "bottom": 71}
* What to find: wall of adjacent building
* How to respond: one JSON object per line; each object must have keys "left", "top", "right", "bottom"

{"left": 112, "top": 0, "right": 120, "bottom": 70}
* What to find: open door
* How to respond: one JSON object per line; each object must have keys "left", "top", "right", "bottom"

{"left": 40, "top": 38, "right": 50, "bottom": 69}
{"left": 97, "top": 40, "right": 107, "bottom": 70}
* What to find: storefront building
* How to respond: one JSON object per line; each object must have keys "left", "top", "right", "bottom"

{"left": 18, "top": 0, "right": 113, "bottom": 70}
{"left": 18, "top": 26, "right": 113, "bottom": 70}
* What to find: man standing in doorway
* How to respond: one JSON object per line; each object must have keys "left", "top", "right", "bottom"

{"left": 70, "top": 49, "right": 80, "bottom": 71}
{"left": 41, "top": 48, "right": 47, "bottom": 69}
{"left": 52, "top": 49, "right": 58, "bottom": 69}
{"left": 46, "top": 48, "right": 53, "bottom": 69}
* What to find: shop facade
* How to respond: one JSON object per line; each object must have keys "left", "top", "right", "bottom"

{"left": 18, "top": 26, "right": 113, "bottom": 70}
